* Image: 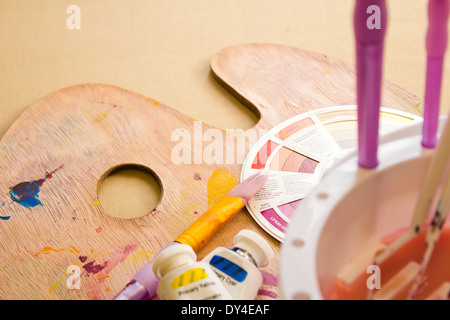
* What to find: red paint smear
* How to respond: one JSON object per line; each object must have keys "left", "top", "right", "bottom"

{"left": 193, "top": 173, "right": 202, "bottom": 181}
{"left": 102, "top": 243, "right": 139, "bottom": 276}
{"left": 44, "top": 165, "right": 64, "bottom": 180}
{"left": 83, "top": 260, "right": 107, "bottom": 275}
{"left": 261, "top": 270, "right": 278, "bottom": 286}
{"left": 258, "top": 289, "right": 278, "bottom": 299}
{"left": 81, "top": 243, "right": 139, "bottom": 299}
{"left": 258, "top": 271, "right": 279, "bottom": 299}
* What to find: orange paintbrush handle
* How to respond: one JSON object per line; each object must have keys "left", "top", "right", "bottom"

{"left": 175, "top": 196, "right": 246, "bottom": 252}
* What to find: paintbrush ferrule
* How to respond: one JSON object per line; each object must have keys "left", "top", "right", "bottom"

{"left": 175, "top": 196, "right": 246, "bottom": 252}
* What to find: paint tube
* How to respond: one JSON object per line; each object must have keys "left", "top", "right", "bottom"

{"left": 152, "top": 243, "right": 231, "bottom": 300}
{"left": 202, "top": 229, "right": 274, "bottom": 300}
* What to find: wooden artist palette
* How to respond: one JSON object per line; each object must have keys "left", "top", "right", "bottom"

{"left": 0, "top": 43, "right": 422, "bottom": 300}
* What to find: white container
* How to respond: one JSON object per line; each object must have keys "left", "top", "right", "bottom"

{"left": 280, "top": 118, "right": 446, "bottom": 300}
{"left": 152, "top": 243, "right": 232, "bottom": 300}
{"left": 203, "top": 229, "right": 274, "bottom": 299}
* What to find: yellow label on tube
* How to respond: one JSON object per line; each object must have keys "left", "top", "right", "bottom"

{"left": 170, "top": 268, "right": 208, "bottom": 289}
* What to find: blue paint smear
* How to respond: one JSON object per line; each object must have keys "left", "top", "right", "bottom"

{"left": 0, "top": 202, "right": 9, "bottom": 220}
{"left": 9, "top": 165, "right": 63, "bottom": 209}
{"left": 9, "top": 179, "right": 45, "bottom": 208}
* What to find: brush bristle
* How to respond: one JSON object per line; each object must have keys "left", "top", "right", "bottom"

{"left": 227, "top": 171, "right": 269, "bottom": 202}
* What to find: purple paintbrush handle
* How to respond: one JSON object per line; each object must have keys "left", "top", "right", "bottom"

{"left": 422, "top": 0, "right": 449, "bottom": 148}
{"left": 427, "top": 0, "right": 450, "bottom": 58}
{"left": 354, "top": 0, "right": 387, "bottom": 169}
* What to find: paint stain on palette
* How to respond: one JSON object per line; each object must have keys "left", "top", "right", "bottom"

{"left": 207, "top": 168, "right": 238, "bottom": 207}
{"left": 258, "top": 270, "right": 279, "bottom": 299}
{"left": 9, "top": 165, "right": 63, "bottom": 209}
{"left": 241, "top": 106, "right": 422, "bottom": 242}
{"left": 33, "top": 242, "right": 153, "bottom": 299}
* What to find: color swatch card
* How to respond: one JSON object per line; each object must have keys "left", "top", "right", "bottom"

{"left": 241, "top": 105, "right": 422, "bottom": 241}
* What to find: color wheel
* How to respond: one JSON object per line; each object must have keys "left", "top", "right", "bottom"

{"left": 241, "top": 105, "right": 422, "bottom": 242}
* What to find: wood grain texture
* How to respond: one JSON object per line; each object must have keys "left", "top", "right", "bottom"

{"left": 0, "top": 43, "right": 422, "bottom": 300}
{"left": 211, "top": 43, "right": 423, "bottom": 129}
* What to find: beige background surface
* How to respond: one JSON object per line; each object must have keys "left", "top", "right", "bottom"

{"left": 0, "top": 0, "right": 448, "bottom": 215}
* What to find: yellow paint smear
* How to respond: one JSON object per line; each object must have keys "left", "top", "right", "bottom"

{"left": 49, "top": 262, "right": 81, "bottom": 295}
{"left": 128, "top": 250, "right": 154, "bottom": 263}
{"left": 206, "top": 169, "right": 238, "bottom": 207}
{"left": 49, "top": 269, "right": 68, "bottom": 295}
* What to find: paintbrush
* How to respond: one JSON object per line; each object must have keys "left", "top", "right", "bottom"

{"left": 113, "top": 171, "right": 269, "bottom": 300}
{"left": 422, "top": 0, "right": 449, "bottom": 149}
{"left": 408, "top": 167, "right": 450, "bottom": 299}
{"left": 370, "top": 0, "right": 450, "bottom": 276}
{"left": 366, "top": 0, "right": 450, "bottom": 300}
{"left": 368, "top": 113, "right": 450, "bottom": 300}
{"left": 354, "top": 0, "right": 387, "bottom": 169}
